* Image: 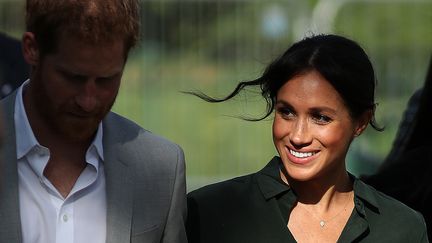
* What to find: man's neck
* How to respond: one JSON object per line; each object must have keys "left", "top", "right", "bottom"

{"left": 23, "top": 86, "right": 93, "bottom": 198}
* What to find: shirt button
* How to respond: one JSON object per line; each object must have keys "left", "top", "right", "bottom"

{"left": 62, "top": 214, "right": 69, "bottom": 222}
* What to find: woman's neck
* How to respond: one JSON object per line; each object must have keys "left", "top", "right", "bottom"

{"left": 280, "top": 167, "right": 353, "bottom": 211}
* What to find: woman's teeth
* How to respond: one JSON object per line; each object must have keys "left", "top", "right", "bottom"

{"left": 290, "top": 150, "right": 315, "bottom": 158}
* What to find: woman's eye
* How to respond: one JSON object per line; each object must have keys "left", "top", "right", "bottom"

{"left": 313, "top": 114, "right": 332, "bottom": 124}
{"left": 277, "top": 107, "right": 295, "bottom": 119}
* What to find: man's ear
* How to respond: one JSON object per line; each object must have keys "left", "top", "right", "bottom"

{"left": 22, "top": 32, "right": 40, "bottom": 66}
{"left": 354, "top": 110, "right": 372, "bottom": 137}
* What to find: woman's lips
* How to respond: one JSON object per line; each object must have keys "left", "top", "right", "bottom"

{"left": 285, "top": 146, "right": 319, "bottom": 165}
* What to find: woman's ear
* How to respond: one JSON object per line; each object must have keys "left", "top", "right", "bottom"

{"left": 22, "top": 32, "right": 40, "bottom": 66}
{"left": 354, "top": 110, "right": 373, "bottom": 137}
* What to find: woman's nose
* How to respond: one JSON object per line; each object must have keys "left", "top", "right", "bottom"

{"left": 289, "top": 118, "right": 312, "bottom": 147}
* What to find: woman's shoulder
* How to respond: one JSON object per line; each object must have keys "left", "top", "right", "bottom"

{"left": 357, "top": 178, "right": 423, "bottom": 218}
{"left": 351, "top": 178, "right": 428, "bottom": 241}
{"left": 377, "top": 189, "right": 424, "bottom": 220}
{"left": 355, "top": 178, "right": 427, "bottom": 238}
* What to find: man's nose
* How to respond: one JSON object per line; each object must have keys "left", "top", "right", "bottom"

{"left": 75, "top": 81, "right": 98, "bottom": 112}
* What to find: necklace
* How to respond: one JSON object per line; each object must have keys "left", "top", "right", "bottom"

{"left": 298, "top": 191, "right": 353, "bottom": 228}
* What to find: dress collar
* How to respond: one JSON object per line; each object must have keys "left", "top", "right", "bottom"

{"left": 256, "top": 156, "right": 291, "bottom": 200}
{"left": 256, "top": 156, "right": 380, "bottom": 212}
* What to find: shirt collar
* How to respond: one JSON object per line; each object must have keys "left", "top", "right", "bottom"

{"left": 256, "top": 156, "right": 291, "bottom": 200}
{"left": 352, "top": 174, "right": 380, "bottom": 212}
{"left": 15, "top": 79, "right": 38, "bottom": 159}
{"left": 88, "top": 123, "right": 104, "bottom": 164}
{"left": 14, "top": 80, "right": 105, "bottom": 163}
{"left": 256, "top": 156, "right": 380, "bottom": 212}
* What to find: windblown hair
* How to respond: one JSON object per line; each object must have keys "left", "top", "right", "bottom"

{"left": 26, "top": 0, "right": 140, "bottom": 56}
{"left": 190, "top": 34, "right": 383, "bottom": 131}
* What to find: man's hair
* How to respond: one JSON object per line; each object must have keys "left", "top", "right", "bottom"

{"left": 26, "top": 0, "right": 140, "bottom": 56}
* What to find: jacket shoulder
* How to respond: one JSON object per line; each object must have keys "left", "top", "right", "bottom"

{"left": 103, "top": 112, "right": 184, "bottom": 170}
{"left": 104, "top": 112, "right": 182, "bottom": 154}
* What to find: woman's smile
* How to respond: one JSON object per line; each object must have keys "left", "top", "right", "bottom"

{"left": 285, "top": 146, "right": 320, "bottom": 165}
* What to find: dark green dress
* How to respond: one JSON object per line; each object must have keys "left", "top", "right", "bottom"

{"left": 187, "top": 157, "right": 428, "bottom": 242}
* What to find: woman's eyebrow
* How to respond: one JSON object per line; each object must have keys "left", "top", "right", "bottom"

{"left": 309, "top": 107, "right": 337, "bottom": 114}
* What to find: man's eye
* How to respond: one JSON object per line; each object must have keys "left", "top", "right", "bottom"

{"left": 97, "top": 76, "right": 117, "bottom": 83}
{"left": 62, "top": 72, "right": 86, "bottom": 82}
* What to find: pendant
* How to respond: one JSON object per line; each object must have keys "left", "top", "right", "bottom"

{"left": 320, "top": 220, "right": 325, "bottom": 227}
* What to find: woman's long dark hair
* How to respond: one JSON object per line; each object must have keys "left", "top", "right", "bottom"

{"left": 188, "top": 34, "right": 383, "bottom": 131}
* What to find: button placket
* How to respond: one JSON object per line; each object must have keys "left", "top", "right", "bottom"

{"left": 56, "top": 203, "right": 74, "bottom": 243}
{"left": 62, "top": 214, "right": 69, "bottom": 222}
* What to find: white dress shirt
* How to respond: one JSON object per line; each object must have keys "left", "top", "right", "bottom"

{"left": 15, "top": 81, "right": 107, "bottom": 243}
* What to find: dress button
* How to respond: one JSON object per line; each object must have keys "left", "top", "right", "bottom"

{"left": 63, "top": 214, "right": 68, "bottom": 222}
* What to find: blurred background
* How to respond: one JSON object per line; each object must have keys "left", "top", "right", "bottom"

{"left": 1, "top": 0, "right": 431, "bottom": 191}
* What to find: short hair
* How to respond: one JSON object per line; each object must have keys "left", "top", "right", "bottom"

{"left": 26, "top": 0, "right": 140, "bottom": 56}
{"left": 190, "top": 34, "right": 383, "bottom": 131}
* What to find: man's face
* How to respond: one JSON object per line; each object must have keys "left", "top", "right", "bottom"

{"left": 25, "top": 34, "right": 126, "bottom": 142}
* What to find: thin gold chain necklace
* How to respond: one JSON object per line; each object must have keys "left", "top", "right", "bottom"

{"left": 297, "top": 191, "right": 353, "bottom": 228}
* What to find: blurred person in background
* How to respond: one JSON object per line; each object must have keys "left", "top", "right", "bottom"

{"left": 0, "top": 1, "right": 187, "bottom": 242}
{"left": 0, "top": 32, "right": 29, "bottom": 98}
{"left": 364, "top": 56, "right": 432, "bottom": 239}
{"left": 186, "top": 34, "right": 428, "bottom": 243}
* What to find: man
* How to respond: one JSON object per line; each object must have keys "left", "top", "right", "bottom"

{"left": 0, "top": 1, "right": 187, "bottom": 242}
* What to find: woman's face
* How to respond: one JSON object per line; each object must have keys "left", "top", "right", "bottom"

{"left": 272, "top": 70, "right": 368, "bottom": 182}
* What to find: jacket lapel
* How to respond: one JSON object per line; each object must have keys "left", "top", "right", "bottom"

{"left": 103, "top": 115, "right": 135, "bottom": 243}
{"left": 0, "top": 92, "right": 23, "bottom": 242}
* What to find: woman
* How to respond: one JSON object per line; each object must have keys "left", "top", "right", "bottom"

{"left": 186, "top": 34, "right": 428, "bottom": 242}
